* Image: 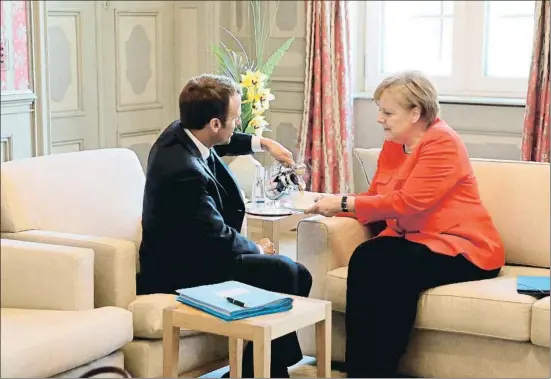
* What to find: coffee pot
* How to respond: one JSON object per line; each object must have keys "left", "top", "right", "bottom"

{"left": 264, "top": 163, "right": 307, "bottom": 200}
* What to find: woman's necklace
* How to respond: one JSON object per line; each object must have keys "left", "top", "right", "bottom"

{"left": 403, "top": 131, "right": 426, "bottom": 155}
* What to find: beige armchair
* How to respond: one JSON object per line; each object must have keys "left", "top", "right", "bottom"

{"left": 297, "top": 148, "right": 550, "bottom": 378}
{"left": 1, "top": 149, "right": 228, "bottom": 378}
{"left": 0, "top": 239, "right": 133, "bottom": 378}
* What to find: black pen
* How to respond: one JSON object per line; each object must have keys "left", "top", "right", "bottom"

{"left": 226, "top": 297, "right": 248, "bottom": 308}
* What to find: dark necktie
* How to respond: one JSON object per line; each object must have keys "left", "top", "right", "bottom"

{"left": 206, "top": 153, "right": 216, "bottom": 177}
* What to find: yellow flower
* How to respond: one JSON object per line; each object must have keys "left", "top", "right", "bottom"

{"left": 246, "top": 88, "right": 262, "bottom": 103}
{"left": 251, "top": 101, "right": 266, "bottom": 115}
{"left": 258, "top": 88, "right": 275, "bottom": 109}
{"left": 240, "top": 70, "right": 267, "bottom": 89}
{"left": 249, "top": 114, "right": 268, "bottom": 131}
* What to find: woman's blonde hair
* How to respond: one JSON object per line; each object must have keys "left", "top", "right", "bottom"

{"left": 373, "top": 71, "right": 440, "bottom": 125}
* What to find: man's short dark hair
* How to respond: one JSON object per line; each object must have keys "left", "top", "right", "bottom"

{"left": 179, "top": 74, "right": 242, "bottom": 130}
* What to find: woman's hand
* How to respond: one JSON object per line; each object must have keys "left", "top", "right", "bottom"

{"left": 305, "top": 194, "right": 343, "bottom": 217}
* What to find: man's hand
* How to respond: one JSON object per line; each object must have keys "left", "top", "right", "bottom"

{"left": 257, "top": 238, "right": 276, "bottom": 255}
{"left": 260, "top": 138, "right": 295, "bottom": 166}
{"left": 305, "top": 194, "right": 343, "bottom": 217}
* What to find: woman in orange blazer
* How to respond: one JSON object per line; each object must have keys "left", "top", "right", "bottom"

{"left": 306, "top": 71, "right": 505, "bottom": 378}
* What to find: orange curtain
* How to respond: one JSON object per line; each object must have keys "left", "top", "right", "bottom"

{"left": 521, "top": 0, "right": 550, "bottom": 162}
{"left": 298, "top": 0, "right": 353, "bottom": 193}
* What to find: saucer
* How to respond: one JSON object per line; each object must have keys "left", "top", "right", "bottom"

{"left": 281, "top": 203, "right": 313, "bottom": 213}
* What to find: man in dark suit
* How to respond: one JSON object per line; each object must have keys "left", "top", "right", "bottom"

{"left": 137, "top": 74, "right": 312, "bottom": 378}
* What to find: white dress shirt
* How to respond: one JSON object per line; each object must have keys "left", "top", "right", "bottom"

{"left": 183, "top": 128, "right": 263, "bottom": 160}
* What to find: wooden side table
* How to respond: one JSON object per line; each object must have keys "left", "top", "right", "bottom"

{"left": 246, "top": 212, "right": 310, "bottom": 254}
{"left": 163, "top": 296, "right": 332, "bottom": 378}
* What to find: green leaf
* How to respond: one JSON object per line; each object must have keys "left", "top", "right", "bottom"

{"left": 260, "top": 37, "right": 295, "bottom": 81}
{"left": 220, "top": 42, "right": 243, "bottom": 80}
{"left": 210, "top": 43, "right": 239, "bottom": 81}
{"left": 220, "top": 26, "right": 251, "bottom": 68}
{"left": 239, "top": 96, "right": 255, "bottom": 133}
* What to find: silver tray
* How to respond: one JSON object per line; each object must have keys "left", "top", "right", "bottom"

{"left": 245, "top": 204, "right": 296, "bottom": 217}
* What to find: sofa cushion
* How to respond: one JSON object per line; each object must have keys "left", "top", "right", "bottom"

{"left": 531, "top": 296, "right": 550, "bottom": 348}
{"left": 470, "top": 159, "right": 550, "bottom": 268}
{"left": 54, "top": 350, "right": 124, "bottom": 378}
{"left": 325, "top": 265, "right": 549, "bottom": 342}
{"left": 129, "top": 294, "right": 201, "bottom": 339}
{"left": 123, "top": 332, "right": 229, "bottom": 378}
{"left": 0, "top": 306, "right": 133, "bottom": 378}
{"left": 0, "top": 148, "right": 144, "bottom": 245}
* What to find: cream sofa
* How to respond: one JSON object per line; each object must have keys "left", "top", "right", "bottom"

{"left": 0, "top": 239, "right": 133, "bottom": 378}
{"left": 297, "top": 147, "right": 550, "bottom": 378}
{"left": 1, "top": 149, "right": 229, "bottom": 378}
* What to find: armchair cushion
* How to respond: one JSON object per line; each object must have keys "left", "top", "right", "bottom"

{"left": 2, "top": 231, "right": 137, "bottom": 309}
{"left": 0, "top": 306, "right": 133, "bottom": 378}
{"left": 1, "top": 239, "right": 94, "bottom": 311}
{"left": 297, "top": 216, "right": 370, "bottom": 300}
{"left": 0, "top": 148, "right": 144, "bottom": 245}
{"left": 129, "top": 294, "right": 200, "bottom": 339}
{"left": 531, "top": 296, "right": 550, "bottom": 348}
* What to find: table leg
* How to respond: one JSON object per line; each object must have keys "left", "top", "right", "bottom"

{"left": 163, "top": 308, "right": 180, "bottom": 377}
{"left": 229, "top": 337, "right": 243, "bottom": 378}
{"left": 264, "top": 220, "right": 281, "bottom": 253}
{"left": 246, "top": 218, "right": 281, "bottom": 253}
{"left": 315, "top": 304, "right": 332, "bottom": 378}
{"left": 253, "top": 330, "right": 271, "bottom": 378}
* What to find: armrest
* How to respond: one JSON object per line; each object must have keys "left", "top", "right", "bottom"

{"left": 296, "top": 216, "right": 371, "bottom": 300}
{"left": 1, "top": 230, "right": 137, "bottom": 309}
{"left": 1, "top": 239, "right": 94, "bottom": 310}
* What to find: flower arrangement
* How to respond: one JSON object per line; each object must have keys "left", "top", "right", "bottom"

{"left": 211, "top": 0, "right": 294, "bottom": 136}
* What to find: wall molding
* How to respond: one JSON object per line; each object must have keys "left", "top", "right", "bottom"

{"left": 94, "top": 1, "right": 106, "bottom": 149}
{"left": 205, "top": 1, "right": 221, "bottom": 72}
{"left": 271, "top": 79, "right": 304, "bottom": 93}
{"left": 29, "top": 0, "right": 52, "bottom": 157}
{"left": 117, "top": 128, "right": 161, "bottom": 145}
{"left": 453, "top": 128, "right": 524, "bottom": 138}
{"left": 271, "top": 76, "right": 305, "bottom": 84}
{"left": 0, "top": 135, "right": 14, "bottom": 162}
{"left": 269, "top": 108, "right": 303, "bottom": 114}
{"left": 51, "top": 138, "right": 84, "bottom": 146}
{"left": 1, "top": 89, "right": 36, "bottom": 106}
{"left": 51, "top": 137, "right": 84, "bottom": 151}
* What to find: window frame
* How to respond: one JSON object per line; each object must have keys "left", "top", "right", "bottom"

{"left": 353, "top": 0, "right": 534, "bottom": 100}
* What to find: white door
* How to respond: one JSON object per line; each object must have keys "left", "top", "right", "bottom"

{"left": 47, "top": 1, "right": 100, "bottom": 154}
{"left": 100, "top": 1, "right": 175, "bottom": 169}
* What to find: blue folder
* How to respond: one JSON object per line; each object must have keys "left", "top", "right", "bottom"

{"left": 176, "top": 281, "right": 293, "bottom": 321}
{"left": 516, "top": 275, "right": 550, "bottom": 296}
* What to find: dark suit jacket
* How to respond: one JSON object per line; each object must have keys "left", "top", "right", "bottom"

{"left": 137, "top": 120, "right": 259, "bottom": 295}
